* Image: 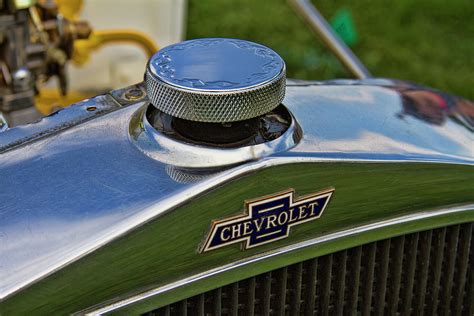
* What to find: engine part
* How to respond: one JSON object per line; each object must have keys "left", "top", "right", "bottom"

{"left": 0, "top": 0, "right": 92, "bottom": 124}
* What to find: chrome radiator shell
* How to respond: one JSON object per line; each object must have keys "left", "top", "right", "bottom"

{"left": 0, "top": 80, "right": 473, "bottom": 315}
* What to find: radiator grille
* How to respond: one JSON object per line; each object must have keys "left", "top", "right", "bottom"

{"left": 145, "top": 222, "right": 474, "bottom": 315}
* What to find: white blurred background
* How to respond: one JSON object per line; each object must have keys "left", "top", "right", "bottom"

{"left": 68, "top": 0, "right": 186, "bottom": 92}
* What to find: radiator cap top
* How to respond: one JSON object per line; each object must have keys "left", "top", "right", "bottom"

{"left": 145, "top": 38, "right": 286, "bottom": 123}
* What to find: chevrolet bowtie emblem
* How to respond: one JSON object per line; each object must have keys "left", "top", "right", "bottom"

{"left": 200, "top": 188, "right": 334, "bottom": 253}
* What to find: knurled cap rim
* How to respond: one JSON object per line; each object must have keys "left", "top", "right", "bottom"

{"left": 144, "top": 38, "right": 286, "bottom": 123}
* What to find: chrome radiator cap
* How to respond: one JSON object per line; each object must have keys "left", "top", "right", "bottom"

{"left": 145, "top": 38, "right": 286, "bottom": 123}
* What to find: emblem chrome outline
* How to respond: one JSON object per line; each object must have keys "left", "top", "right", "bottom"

{"left": 200, "top": 188, "right": 335, "bottom": 253}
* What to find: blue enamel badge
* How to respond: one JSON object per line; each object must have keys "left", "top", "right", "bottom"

{"left": 200, "top": 188, "right": 334, "bottom": 253}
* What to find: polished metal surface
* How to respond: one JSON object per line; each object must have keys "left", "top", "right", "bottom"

{"left": 0, "top": 94, "right": 122, "bottom": 152}
{"left": 146, "top": 38, "right": 286, "bottom": 122}
{"left": 289, "top": 0, "right": 371, "bottom": 79}
{"left": 1, "top": 80, "right": 473, "bottom": 314}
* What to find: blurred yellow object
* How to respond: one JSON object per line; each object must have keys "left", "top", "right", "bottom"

{"left": 55, "top": 0, "right": 83, "bottom": 20}
{"left": 72, "top": 30, "right": 159, "bottom": 66}
{"left": 33, "top": 0, "right": 159, "bottom": 114}
{"left": 14, "top": 0, "right": 36, "bottom": 9}
{"left": 35, "top": 89, "right": 89, "bottom": 115}
{"left": 55, "top": 0, "right": 159, "bottom": 65}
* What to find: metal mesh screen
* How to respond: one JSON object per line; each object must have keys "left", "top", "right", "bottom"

{"left": 145, "top": 222, "right": 474, "bottom": 315}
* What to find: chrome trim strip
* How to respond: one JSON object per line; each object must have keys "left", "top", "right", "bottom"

{"left": 84, "top": 203, "right": 474, "bottom": 315}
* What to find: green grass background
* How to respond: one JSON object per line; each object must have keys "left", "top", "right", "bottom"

{"left": 186, "top": 0, "right": 473, "bottom": 100}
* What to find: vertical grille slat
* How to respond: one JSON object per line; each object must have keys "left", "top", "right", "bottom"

{"left": 260, "top": 271, "right": 272, "bottom": 315}
{"left": 428, "top": 227, "right": 447, "bottom": 315}
{"left": 245, "top": 277, "right": 256, "bottom": 316}
{"left": 374, "top": 239, "right": 390, "bottom": 315}
{"left": 466, "top": 226, "right": 474, "bottom": 316}
{"left": 441, "top": 224, "right": 460, "bottom": 315}
{"left": 289, "top": 262, "right": 303, "bottom": 315}
{"left": 178, "top": 299, "right": 187, "bottom": 316}
{"left": 387, "top": 235, "right": 404, "bottom": 316}
{"left": 453, "top": 223, "right": 472, "bottom": 315}
{"left": 414, "top": 229, "right": 432, "bottom": 315}
{"left": 212, "top": 287, "right": 222, "bottom": 316}
{"left": 347, "top": 246, "right": 362, "bottom": 314}
{"left": 228, "top": 282, "right": 238, "bottom": 316}
{"left": 319, "top": 254, "right": 332, "bottom": 316}
{"left": 274, "top": 267, "right": 288, "bottom": 316}
{"left": 196, "top": 294, "right": 204, "bottom": 316}
{"left": 401, "top": 232, "right": 419, "bottom": 315}
{"left": 362, "top": 242, "right": 377, "bottom": 316}
{"left": 334, "top": 250, "right": 347, "bottom": 316}
{"left": 145, "top": 223, "right": 474, "bottom": 316}
{"left": 303, "top": 258, "right": 317, "bottom": 315}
